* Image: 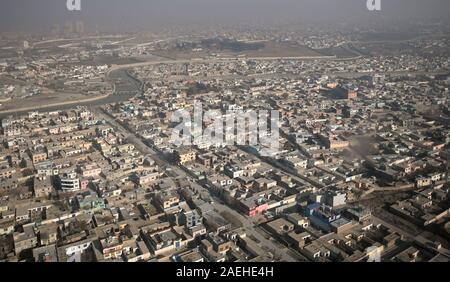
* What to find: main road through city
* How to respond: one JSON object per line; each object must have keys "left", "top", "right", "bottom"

{"left": 2, "top": 40, "right": 448, "bottom": 261}
{"left": 93, "top": 106, "right": 303, "bottom": 262}
{"left": 1, "top": 52, "right": 448, "bottom": 119}
{"left": 0, "top": 68, "right": 140, "bottom": 119}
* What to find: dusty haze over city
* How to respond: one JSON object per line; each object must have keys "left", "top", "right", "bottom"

{"left": 1, "top": 0, "right": 450, "bottom": 32}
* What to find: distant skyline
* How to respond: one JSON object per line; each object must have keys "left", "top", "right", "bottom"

{"left": 1, "top": 0, "right": 450, "bottom": 33}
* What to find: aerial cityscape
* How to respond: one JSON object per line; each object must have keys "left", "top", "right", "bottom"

{"left": 0, "top": 0, "right": 449, "bottom": 266}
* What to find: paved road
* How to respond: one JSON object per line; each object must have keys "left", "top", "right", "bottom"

{"left": 371, "top": 215, "right": 417, "bottom": 238}
{"left": 0, "top": 69, "right": 139, "bottom": 119}
{"left": 136, "top": 68, "right": 449, "bottom": 85}
{"left": 372, "top": 214, "right": 450, "bottom": 258}
{"left": 33, "top": 35, "right": 128, "bottom": 47}
{"left": 2, "top": 54, "right": 447, "bottom": 119}
{"left": 106, "top": 56, "right": 338, "bottom": 74}
{"left": 201, "top": 187, "right": 300, "bottom": 262}
{"left": 93, "top": 108, "right": 169, "bottom": 167}
{"left": 94, "top": 106, "right": 299, "bottom": 261}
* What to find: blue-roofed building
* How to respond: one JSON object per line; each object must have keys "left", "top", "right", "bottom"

{"left": 304, "top": 202, "right": 321, "bottom": 216}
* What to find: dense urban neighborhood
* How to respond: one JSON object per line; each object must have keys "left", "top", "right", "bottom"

{"left": 0, "top": 2, "right": 450, "bottom": 263}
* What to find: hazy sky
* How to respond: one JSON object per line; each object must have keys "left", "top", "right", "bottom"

{"left": 1, "top": 0, "right": 449, "bottom": 32}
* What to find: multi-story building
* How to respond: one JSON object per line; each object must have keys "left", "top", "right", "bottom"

{"left": 59, "top": 172, "right": 80, "bottom": 192}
